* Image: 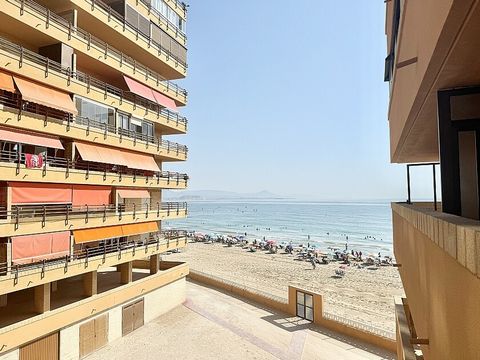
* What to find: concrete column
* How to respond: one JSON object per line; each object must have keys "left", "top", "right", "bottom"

{"left": 119, "top": 262, "right": 132, "bottom": 284}
{"left": 83, "top": 271, "right": 97, "bottom": 296}
{"left": 0, "top": 294, "right": 7, "bottom": 307}
{"left": 34, "top": 283, "right": 51, "bottom": 313}
{"left": 150, "top": 254, "right": 160, "bottom": 274}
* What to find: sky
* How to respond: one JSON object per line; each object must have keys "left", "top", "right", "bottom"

{"left": 167, "top": 0, "right": 438, "bottom": 201}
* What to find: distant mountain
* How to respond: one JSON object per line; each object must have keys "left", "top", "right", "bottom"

{"left": 163, "top": 190, "right": 287, "bottom": 201}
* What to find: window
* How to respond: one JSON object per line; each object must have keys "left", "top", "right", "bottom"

{"left": 118, "top": 112, "right": 130, "bottom": 130}
{"left": 151, "top": 0, "right": 185, "bottom": 34}
{"left": 75, "top": 97, "right": 115, "bottom": 127}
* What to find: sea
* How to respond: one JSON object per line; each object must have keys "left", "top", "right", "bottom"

{"left": 164, "top": 201, "right": 394, "bottom": 255}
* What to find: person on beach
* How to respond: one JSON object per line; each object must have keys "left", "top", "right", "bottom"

{"left": 310, "top": 256, "right": 316, "bottom": 269}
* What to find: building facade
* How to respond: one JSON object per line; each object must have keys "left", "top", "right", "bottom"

{"left": 385, "top": 1, "right": 480, "bottom": 359}
{"left": 0, "top": 0, "right": 189, "bottom": 358}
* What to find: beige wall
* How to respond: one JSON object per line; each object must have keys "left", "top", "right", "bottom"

{"left": 0, "top": 349, "right": 18, "bottom": 360}
{"left": 393, "top": 206, "right": 480, "bottom": 359}
{"left": 388, "top": 0, "right": 454, "bottom": 162}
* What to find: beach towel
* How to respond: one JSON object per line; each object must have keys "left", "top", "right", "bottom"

{"left": 25, "top": 153, "right": 44, "bottom": 168}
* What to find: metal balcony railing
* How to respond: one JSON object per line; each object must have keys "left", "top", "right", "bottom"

{"left": 0, "top": 92, "right": 188, "bottom": 158}
{"left": 0, "top": 230, "right": 188, "bottom": 278}
{"left": 0, "top": 35, "right": 188, "bottom": 132}
{"left": 0, "top": 150, "right": 189, "bottom": 186}
{"left": 85, "top": 0, "right": 187, "bottom": 70}
{"left": 137, "top": 0, "right": 187, "bottom": 43}
{"left": 0, "top": 202, "right": 188, "bottom": 227}
{"left": 13, "top": 0, "right": 187, "bottom": 99}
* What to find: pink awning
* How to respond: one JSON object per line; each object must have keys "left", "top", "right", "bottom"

{"left": 72, "top": 185, "right": 112, "bottom": 206}
{"left": 11, "top": 231, "right": 70, "bottom": 264}
{"left": 0, "top": 126, "right": 64, "bottom": 149}
{"left": 123, "top": 76, "right": 156, "bottom": 103}
{"left": 117, "top": 189, "right": 150, "bottom": 199}
{"left": 153, "top": 90, "right": 177, "bottom": 111}
{"left": 9, "top": 182, "right": 72, "bottom": 204}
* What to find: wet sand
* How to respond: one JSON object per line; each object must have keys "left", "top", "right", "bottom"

{"left": 168, "top": 242, "right": 404, "bottom": 333}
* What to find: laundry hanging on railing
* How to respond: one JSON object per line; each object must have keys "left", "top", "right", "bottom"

{"left": 24, "top": 153, "right": 44, "bottom": 169}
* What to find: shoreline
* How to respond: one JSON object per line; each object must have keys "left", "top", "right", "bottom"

{"left": 168, "top": 241, "right": 404, "bottom": 333}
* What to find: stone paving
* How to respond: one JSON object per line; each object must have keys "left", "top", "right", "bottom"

{"left": 86, "top": 281, "right": 395, "bottom": 360}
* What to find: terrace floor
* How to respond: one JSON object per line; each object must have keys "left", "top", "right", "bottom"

{"left": 86, "top": 281, "right": 395, "bottom": 360}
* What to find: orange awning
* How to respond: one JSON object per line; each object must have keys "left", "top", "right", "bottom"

{"left": 73, "top": 225, "right": 124, "bottom": 244}
{"left": 13, "top": 76, "right": 78, "bottom": 114}
{"left": 74, "top": 142, "right": 160, "bottom": 172}
{"left": 73, "top": 221, "right": 158, "bottom": 243}
{"left": 123, "top": 76, "right": 157, "bottom": 103}
{"left": 117, "top": 189, "right": 150, "bottom": 199}
{"left": 0, "top": 69, "right": 15, "bottom": 93}
{"left": 0, "top": 126, "right": 64, "bottom": 149}
{"left": 122, "top": 222, "right": 158, "bottom": 237}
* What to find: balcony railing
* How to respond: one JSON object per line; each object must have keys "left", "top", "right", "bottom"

{"left": 0, "top": 230, "right": 188, "bottom": 277}
{"left": 12, "top": 0, "right": 187, "bottom": 100}
{"left": 0, "top": 150, "right": 188, "bottom": 186}
{"left": 0, "top": 202, "right": 187, "bottom": 226}
{"left": 0, "top": 35, "right": 188, "bottom": 132}
{"left": 137, "top": 0, "right": 187, "bottom": 43}
{"left": 0, "top": 92, "right": 188, "bottom": 158}
{"left": 86, "top": 0, "right": 187, "bottom": 71}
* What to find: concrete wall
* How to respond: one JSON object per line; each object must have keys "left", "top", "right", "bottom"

{"left": 0, "top": 277, "right": 186, "bottom": 360}
{"left": 393, "top": 203, "right": 480, "bottom": 359}
{"left": 188, "top": 271, "right": 396, "bottom": 353}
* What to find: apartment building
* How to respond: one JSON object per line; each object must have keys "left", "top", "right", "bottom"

{"left": 385, "top": 1, "right": 480, "bottom": 359}
{"left": 0, "top": 0, "right": 189, "bottom": 358}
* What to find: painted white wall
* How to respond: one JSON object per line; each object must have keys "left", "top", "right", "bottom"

{"left": 108, "top": 306, "right": 123, "bottom": 343}
{"left": 144, "top": 277, "right": 186, "bottom": 323}
{"left": 0, "top": 349, "right": 18, "bottom": 360}
{"left": 59, "top": 324, "right": 80, "bottom": 360}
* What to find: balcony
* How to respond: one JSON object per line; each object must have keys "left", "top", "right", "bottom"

{"left": 0, "top": 260, "right": 188, "bottom": 353}
{"left": 0, "top": 231, "right": 188, "bottom": 294}
{"left": 0, "top": 202, "right": 187, "bottom": 237}
{"left": 0, "top": 36, "right": 188, "bottom": 136}
{"left": 65, "top": 0, "right": 187, "bottom": 78}
{"left": 392, "top": 202, "right": 480, "bottom": 359}
{"left": 0, "top": 93, "right": 188, "bottom": 162}
{"left": 128, "top": 0, "right": 187, "bottom": 46}
{"left": 2, "top": 0, "right": 187, "bottom": 105}
{"left": 0, "top": 150, "right": 188, "bottom": 189}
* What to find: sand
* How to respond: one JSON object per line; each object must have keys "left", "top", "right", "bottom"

{"left": 168, "top": 242, "right": 404, "bottom": 334}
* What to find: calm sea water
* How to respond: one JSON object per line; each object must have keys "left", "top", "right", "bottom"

{"left": 164, "top": 201, "right": 394, "bottom": 255}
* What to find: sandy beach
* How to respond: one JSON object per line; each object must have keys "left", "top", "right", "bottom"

{"left": 168, "top": 242, "right": 404, "bottom": 334}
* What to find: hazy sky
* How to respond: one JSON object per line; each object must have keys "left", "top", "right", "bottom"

{"left": 168, "top": 1, "right": 437, "bottom": 201}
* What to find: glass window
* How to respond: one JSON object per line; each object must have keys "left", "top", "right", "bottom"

{"left": 142, "top": 121, "right": 154, "bottom": 138}
{"left": 297, "top": 292, "right": 304, "bottom": 305}
{"left": 118, "top": 113, "right": 130, "bottom": 130}
{"left": 305, "top": 294, "right": 313, "bottom": 308}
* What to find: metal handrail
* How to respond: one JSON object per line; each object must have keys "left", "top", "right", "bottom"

{"left": 406, "top": 163, "right": 440, "bottom": 211}
{"left": 13, "top": 0, "right": 188, "bottom": 99}
{"left": 87, "top": 0, "right": 187, "bottom": 69}
{"left": 0, "top": 91, "right": 188, "bottom": 157}
{"left": 0, "top": 230, "right": 188, "bottom": 277}
{"left": 0, "top": 202, "right": 187, "bottom": 223}
{"left": 0, "top": 35, "right": 188, "bottom": 130}
{"left": 0, "top": 149, "right": 189, "bottom": 184}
